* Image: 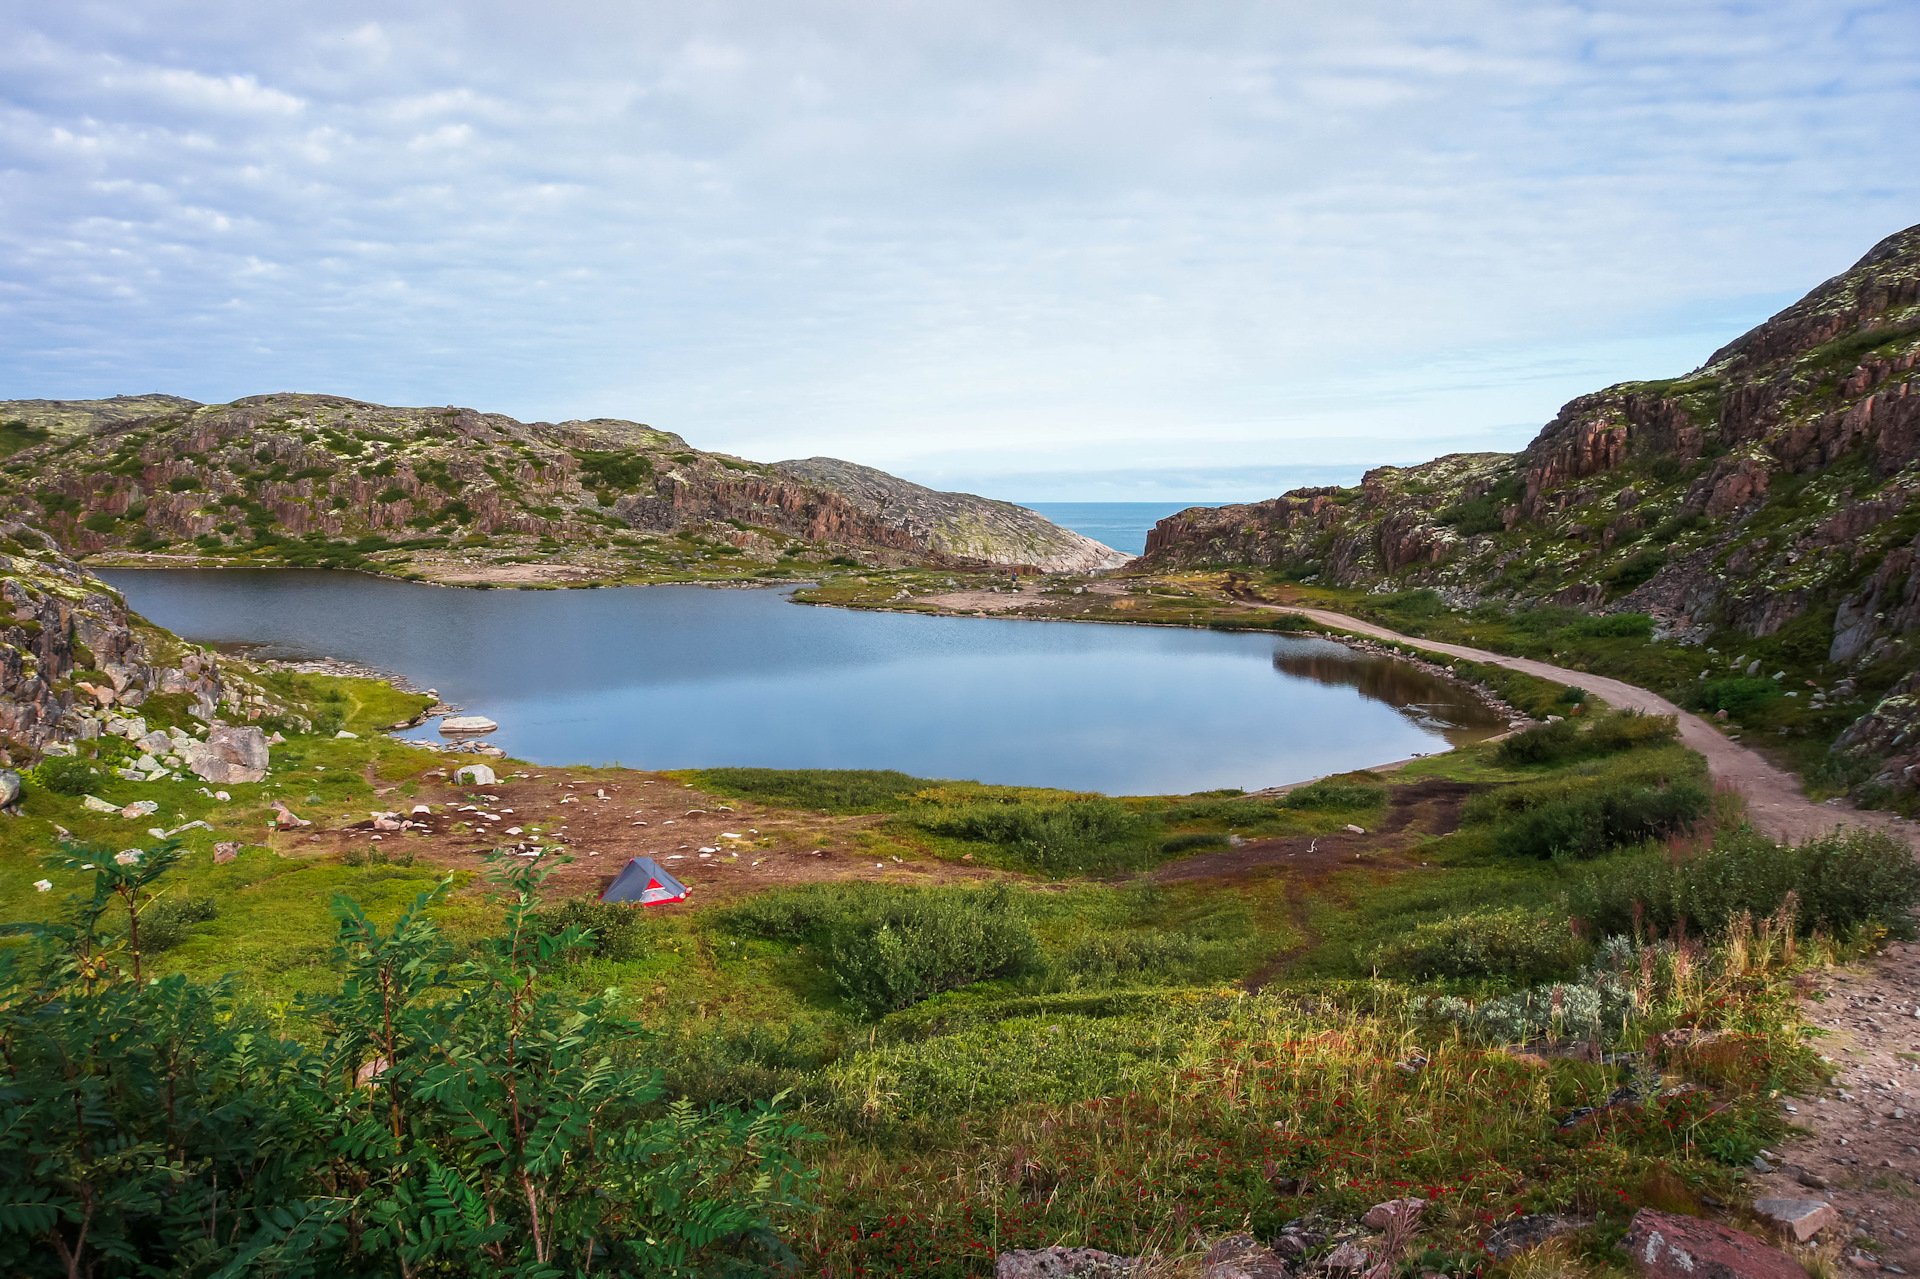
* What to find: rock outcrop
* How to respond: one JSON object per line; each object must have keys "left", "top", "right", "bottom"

{"left": 0, "top": 394, "right": 1118, "bottom": 576}
{"left": 0, "top": 521, "right": 290, "bottom": 765}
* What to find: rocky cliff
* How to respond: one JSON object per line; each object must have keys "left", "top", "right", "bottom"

{"left": 0, "top": 521, "right": 290, "bottom": 765}
{"left": 1141, "top": 222, "right": 1920, "bottom": 797}
{"left": 0, "top": 394, "right": 1118, "bottom": 578}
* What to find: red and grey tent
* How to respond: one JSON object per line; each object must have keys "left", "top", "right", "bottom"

{"left": 599, "top": 856, "right": 689, "bottom": 906}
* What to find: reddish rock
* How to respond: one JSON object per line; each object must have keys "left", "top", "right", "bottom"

{"left": 1620, "top": 1209, "right": 1808, "bottom": 1279}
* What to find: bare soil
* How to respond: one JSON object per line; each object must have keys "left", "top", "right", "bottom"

{"left": 275, "top": 765, "right": 998, "bottom": 904}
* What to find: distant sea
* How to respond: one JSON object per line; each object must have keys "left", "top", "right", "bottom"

{"left": 1021, "top": 501, "right": 1220, "bottom": 558}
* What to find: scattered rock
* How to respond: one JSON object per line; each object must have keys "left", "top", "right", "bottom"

{"left": 440, "top": 715, "right": 500, "bottom": 736}
{"left": 81, "top": 794, "right": 120, "bottom": 813}
{"left": 1362, "top": 1198, "right": 1425, "bottom": 1229}
{"left": 120, "top": 800, "right": 159, "bottom": 819}
{"left": 1484, "top": 1214, "right": 1589, "bottom": 1258}
{"left": 1621, "top": 1208, "right": 1809, "bottom": 1279}
{"left": 1343, "top": 823, "right": 1367, "bottom": 835}
{"left": 1318, "top": 1241, "right": 1370, "bottom": 1274}
{"left": 454, "top": 763, "right": 498, "bottom": 787}
{"left": 1753, "top": 1198, "right": 1839, "bottom": 1242}
{"left": 994, "top": 1246, "right": 1139, "bottom": 1278}
{"left": 212, "top": 842, "right": 240, "bottom": 863}
{"left": 271, "top": 801, "right": 311, "bottom": 830}
{"left": 0, "top": 769, "right": 21, "bottom": 809}
{"left": 185, "top": 725, "right": 270, "bottom": 784}
{"left": 1201, "top": 1233, "right": 1292, "bottom": 1279}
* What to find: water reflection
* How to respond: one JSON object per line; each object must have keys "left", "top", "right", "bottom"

{"left": 1269, "top": 646, "right": 1498, "bottom": 745}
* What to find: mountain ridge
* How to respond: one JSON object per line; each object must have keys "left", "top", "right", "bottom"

{"left": 0, "top": 392, "right": 1119, "bottom": 580}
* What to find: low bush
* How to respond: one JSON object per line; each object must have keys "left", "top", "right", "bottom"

{"left": 1367, "top": 908, "right": 1585, "bottom": 984}
{"left": 1571, "top": 828, "right": 1920, "bottom": 940}
{"left": 1160, "top": 832, "right": 1229, "bottom": 855}
{"left": 31, "top": 755, "right": 99, "bottom": 796}
{"left": 1047, "top": 931, "right": 1209, "bottom": 987}
{"left": 528, "top": 897, "right": 648, "bottom": 960}
{"left": 917, "top": 797, "right": 1152, "bottom": 875}
{"left": 138, "top": 896, "right": 219, "bottom": 952}
{"left": 1496, "top": 713, "right": 1676, "bottom": 767}
{"left": 1693, "top": 677, "right": 1780, "bottom": 716}
{"left": 721, "top": 883, "right": 1039, "bottom": 1016}
{"left": 1281, "top": 779, "right": 1388, "bottom": 811}
{"left": 687, "top": 767, "right": 928, "bottom": 814}
{"left": 827, "top": 886, "right": 1038, "bottom": 1016}
{"left": 1491, "top": 779, "right": 1710, "bottom": 860}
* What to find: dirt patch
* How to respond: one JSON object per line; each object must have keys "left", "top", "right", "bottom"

{"left": 915, "top": 582, "right": 1047, "bottom": 614}
{"left": 274, "top": 766, "right": 1000, "bottom": 905}
{"left": 1153, "top": 777, "right": 1476, "bottom": 887}
{"left": 1749, "top": 942, "right": 1920, "bottom": 1271}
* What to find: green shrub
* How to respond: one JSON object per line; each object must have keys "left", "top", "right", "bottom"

{"left": 31, "top": 755, "right": 98, "bottom": 796}
{"left": 1572, "top": 828, "right": 1920, "bottom": 940}
{"left": 1490, "top": 779, "right": 1710, "bottom": 860}
{"left": 1496, "top": 713, "right": 1676, "bottom": 767}
{"left": 1571, "top": 613, "right": 1655, "bottom": 639}
{"left": 1368, "top": 909, "right": 1585, "bottom": 984}
{"left": 139, "top": 896, "right": 219, "bottom": 952}
{"left": 528, "top": 897, "right": 648, "bottom": 960}
{"left": 1160, "top": 831, "right": 1229, "bottom": 855}
{"left": 1049, "top": 931, "right": 1206, "bottom": 986}
{"left": 687, "top": 768, "right": 928, "bottom": 814}
{"left": 1281, "top": 779, "right": 1388, "bottom": 811}
{"left": 1693, "top": 677, "right": 1780, "bottom": 716}
{"left": 917, "top": 797, "right": 1151, "bottom": 874}
{"left": 827, "top": 886, "right": 1037, "bottom": 1016}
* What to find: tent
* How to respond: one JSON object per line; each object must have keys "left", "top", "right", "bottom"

{"left": 599, "top": 856, "right": 689, "bottom": 907}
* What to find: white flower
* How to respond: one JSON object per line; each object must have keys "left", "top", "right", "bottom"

{"left": 114, "top": 849, "right": 142, "bottom": 866}
{"left": 33, "top": 879, "right": 52, "bottom": 893}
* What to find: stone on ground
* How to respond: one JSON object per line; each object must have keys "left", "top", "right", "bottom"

{"left": 453, "top": 763, "right": 498, "bottom": 787}
{"left": 1201, "top": 1233, "right": 1291, "bottom": 1278}
{"left": 0, "top": 769, "right": 20, "bottom": 808}
{"left": 439, "top": 715, "right": 499, "bottom": 735}
{"left": 1622, "top": 1208, "right": 1808, "bottom": 1279}
{"left": 186, "top": 725, "right": 269, "bottom": 784}
{"left": 994, "top": 1246, "right": 1138, "bottom": 1278}
{"left": 1751, "top": 1198, "right": 1838, "bottom": 1242}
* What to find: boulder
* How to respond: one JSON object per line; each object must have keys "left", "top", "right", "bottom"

{"left": 270, "top": 801, "right": 311, "bottom": 830}
{"left": 1318, "top": 1242, "right": 1370, "bottom": 1274}
{"left": 212, "top": 841, "right": 241, "bottom": 864}
{"left": 1201, "top": 1233, "right": 1291, "bottom": 1278}
{"left": 82, "top": 794, "right": 120, "bottom": 813}
{"left": 994, "top": 1247, "right": 1138, "bottom": 1278}
{"left": 120, "top": 800, "right": 159, "bottom": 819}
{"left": 440, "top": 715, "right": 499, "bottom": 736}
{"left": 1621, "top": 1209, "right": 1808, "bottom": 1279}
{"left": 1751, "top": 1198, "right": 1837, "bottom": 1242}
{"left": 453, "top": 763, "right": 498, "bottom": 787}
{"left": 0, "top": 769, "right": 20, "bottom": 809}
{"left": 186, "top": 725, "right": 269, "bottom": 784}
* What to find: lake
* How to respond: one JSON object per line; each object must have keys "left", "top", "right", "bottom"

{"left": 100, "top": 570, "right": 1502, "bottom": 795}
{"left": 1020, "top": 501, "right": 1219, "bottom": 557}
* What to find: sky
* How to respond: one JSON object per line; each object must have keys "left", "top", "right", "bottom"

{"left": 2, "top": 2, "right": 1916, "bottom": 502}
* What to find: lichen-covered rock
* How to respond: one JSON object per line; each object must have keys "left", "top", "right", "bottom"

{"left": 1620, "top": 1208, "right": 1808, "bottom": 1279}
{"left": 184, "top": 725, "right": 269, "bottom": 784}
{"left": 993, "top": 1246, "right": 1139, "bottom": 1278}
{"left": 0, "top": 522, "right": 289, "bottom": 765}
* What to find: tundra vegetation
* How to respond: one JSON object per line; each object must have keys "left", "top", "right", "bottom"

{"left": 3, "top": 676, "right": 1917, "bottom": 1278}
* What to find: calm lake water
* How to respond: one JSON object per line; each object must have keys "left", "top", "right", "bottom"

{"left": 1021, "top": 502, "right": 1219, "bottom": 557}
{"left": 101, "top": 570, "right": 1501, "bottom": 795}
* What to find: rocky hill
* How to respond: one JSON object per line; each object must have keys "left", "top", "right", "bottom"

{"left": 0, "top": 521, "right": 293, "bottom": 768}
{"left": 1141, "top": 222, "right": 1920, "bottom": 796}
{"left": 0, "top": 393, "right": 1118, "bottom": 581}
{"left": 776, "top": 457, "right": 1124, "bottom": 572}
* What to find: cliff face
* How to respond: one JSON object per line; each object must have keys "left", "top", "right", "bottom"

{"left": 0, "top": 522, "right": 287, "bottom": 764}
{"left": 776, "top": 458, "right": 1128, "bottom": 573}
{"left": 0, "top": 394, "right": 1115, "bottom": 575}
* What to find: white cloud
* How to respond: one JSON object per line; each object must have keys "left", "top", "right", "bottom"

{"left": 0, "top": 1, "right": 1915, "bottom": 498}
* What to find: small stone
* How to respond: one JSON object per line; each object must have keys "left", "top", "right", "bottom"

{"left": 1794, "top": 1168, "right": 1830, "bottom": 1190}
{"left": 994, "top": 1246, "right": 1139, "bottom": 1278}
{"left": 1752, "top": 1156, "right": 1774, "bottom": 1173}
{"left": 1752, "top": 1198, "right": 1839, "bottom": 1242}
{"left": 212, "top": 842, "right": 240, "bottom": 864}
{"left": 1363, "top": 1198, "right": 1426, "bottom": 1229}
{"left": 1622, "top": 1209, "right": 1809, "bottom": 1279}
{"left": 1320, "top": 1242, "right": 1370, "bottom": 1274}
{"left": 453, "top": 763, "right": 497, "bottom": 787}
